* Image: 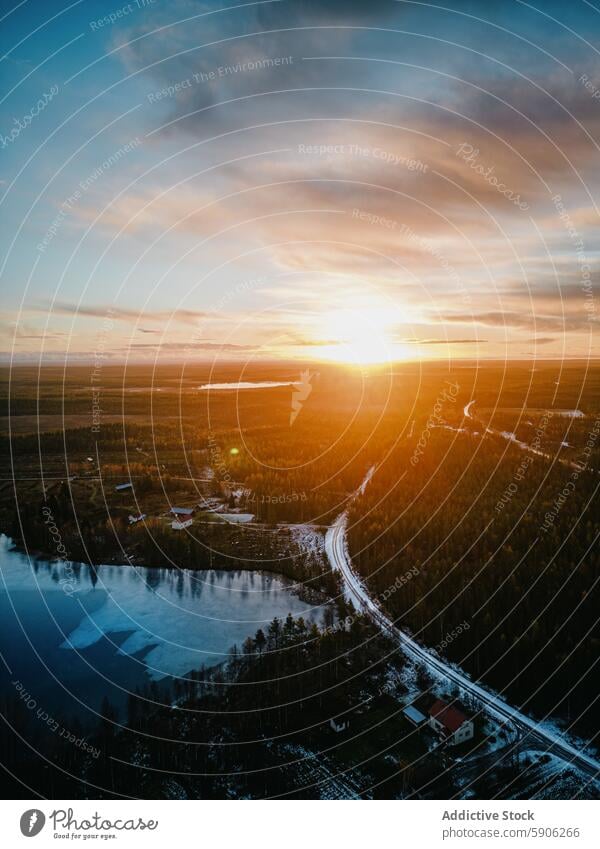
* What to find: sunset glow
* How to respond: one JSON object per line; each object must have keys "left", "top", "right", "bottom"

{"left": 2, "top": 0, "right": 599, "bottom": 812}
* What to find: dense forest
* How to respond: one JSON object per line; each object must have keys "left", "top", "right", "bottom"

{"left": 0, "top": 615, "right": 416, "bottom": 799}
{"left": 348, "top": 425, "right": 600, "bottom": 738}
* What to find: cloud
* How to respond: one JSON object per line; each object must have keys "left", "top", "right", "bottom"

{"left": 255, "top": 0, "right": 400, "bottom": 25}
{"left": 399, "top": 337, "right": 487, "bottom": 345}
{"left": 34, "top": 301, "right": 212, "bottom": 325}
{"left": 1, "top": 320, "right": 67, "bottom": 342}
{"left": 17, "top": 0, "right": 594, "bottom": 363}
{"left": 282, "top": 333, "right": 342, "bottom": 347}
{"left": 126, "top": 340, "right": 259, "bottom": 351}
{"left": 440, "top": 310, "right": 594, "bottom": 332}
{"left": 525, "top": 337, "right": 556, "bottom": 344}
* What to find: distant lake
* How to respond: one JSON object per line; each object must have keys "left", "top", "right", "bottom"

{"left": 199, "top": 381, "right": 295, "bottom": 390}
{"left": 0, "top": 536, "right": 330, "bottom": 722}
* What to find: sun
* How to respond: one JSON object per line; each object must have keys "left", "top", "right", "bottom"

{"left": 317, "top": 307, "right": 402, "bottom": 365}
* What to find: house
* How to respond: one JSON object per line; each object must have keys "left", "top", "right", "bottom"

{"left": 428, "top": 699, "right": 474, "bottom": 746}
{"left": 171, "top": 518, "right": 193, "bottom": 531}
{"left": 128, "top": 514, "right": 146, "bottom": 524}
{"left": 170, "top": 506, "right": 195, "bottom": 517}
{"left": 402, "top": 705, "right": 427, "bottom": 727}
{"left": 115, "top": 482, "right": 133, "bottom": 492}
{"left": 329, "top": 717, "right": 349, "bottom": 733}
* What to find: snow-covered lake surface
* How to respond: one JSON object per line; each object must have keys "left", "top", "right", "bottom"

{"left": 199, "top": 381, "right": 295, "bottom": 390}
{"left": 0, "top": 535, "right": 330, "bottom": 719}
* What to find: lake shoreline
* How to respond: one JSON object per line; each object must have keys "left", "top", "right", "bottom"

{"left": 1, "top": 528, "right": 333, "bottom": 609}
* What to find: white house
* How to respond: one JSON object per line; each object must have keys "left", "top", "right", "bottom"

{"left": 428, "top": 699, "right": 474, "bottom": 746}
{"left": 329, "top": 717, "right": 349, "bottom": 733}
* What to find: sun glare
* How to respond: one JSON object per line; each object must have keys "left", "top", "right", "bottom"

{"left": 317, "top": 308, "right": 402, "bottom": 365}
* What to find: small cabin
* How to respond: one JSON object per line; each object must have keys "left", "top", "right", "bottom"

{"left": 428, "top": 699, "right": 474, "bottom": 746}
{"left": 329, "top": 717, "right": 349, "bottom": 733}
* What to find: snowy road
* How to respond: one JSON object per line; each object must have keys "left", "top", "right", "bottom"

{"left": 463, "top": 399, "right": 588, "bottom": 471}
{"left": 325, "top": 474, "right": 600, "bottom": 783}
{"left": 463, "top": 400, "right": 476, "bottom": 419}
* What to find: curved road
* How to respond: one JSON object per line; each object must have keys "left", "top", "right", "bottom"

{"left": 325, "top": 480, "right": 600, "bottom": 783}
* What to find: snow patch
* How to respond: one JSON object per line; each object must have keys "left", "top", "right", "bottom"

{"left": 555, "top": 409, "right": 585, "bottom": 418}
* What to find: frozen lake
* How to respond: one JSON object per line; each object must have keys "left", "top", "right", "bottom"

{"left": 0, "top": 535, "right": 330, "bottom": 720}
{"left": 198, "top": 381, "right": 295, "bottom": 390}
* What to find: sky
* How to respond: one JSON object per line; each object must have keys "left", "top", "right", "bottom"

{"left": 0, "top": 0, "right": 599, "bottom": 366}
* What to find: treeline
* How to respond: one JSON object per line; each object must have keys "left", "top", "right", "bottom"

{"left": 0, "top": 422, "right": 204, "bottom": 460}
{"left": 128, "top": 519, "right": 339, "bottom": 597}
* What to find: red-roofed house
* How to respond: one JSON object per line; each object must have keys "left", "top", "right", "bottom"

{"left": 428, "top": 699, "right": 474, "bottom": 746}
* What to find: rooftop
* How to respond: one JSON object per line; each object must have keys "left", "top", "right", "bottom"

{"left": 429, "top": 699, "right": 469, "bottom": 733}
{"left": 403, "top": 705, "right": 427, "bottom": 725}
